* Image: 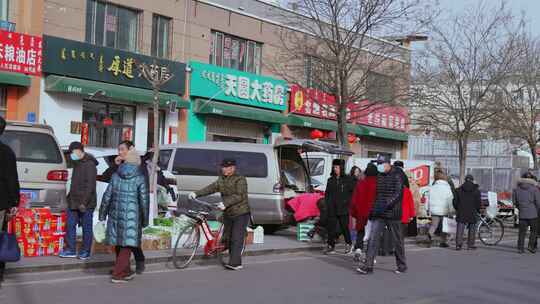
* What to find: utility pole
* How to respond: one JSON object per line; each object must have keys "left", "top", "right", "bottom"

{"left": 139, "top": 61, "right": 174, "bottom": 223}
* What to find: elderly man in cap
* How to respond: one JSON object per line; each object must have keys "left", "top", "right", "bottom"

{"left": 190, "top": 158, "right": 250, "bottom": 270}
{"left": 358, "top": 155, "right": 407, "bottom": 275}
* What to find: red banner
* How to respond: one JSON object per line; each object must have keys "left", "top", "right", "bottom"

{"left": 0, "top": 30, "right": 42, "bottom": 75}
{"left": 289, "top": 84, "right": 408, "bottom": 131}
{"left": 81, "top": 123, "right": 89, "bottom": 145}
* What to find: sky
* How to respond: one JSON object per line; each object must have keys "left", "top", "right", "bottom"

{"left": 440, "top": 0, "right": 540, "bottom": 35}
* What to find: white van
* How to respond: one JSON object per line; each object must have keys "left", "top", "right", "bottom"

{"left": 159, "top": 140, "right": 351, "bottom": 233}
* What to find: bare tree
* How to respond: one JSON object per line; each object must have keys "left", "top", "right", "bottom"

{"left": 268, "top": 0, "right": 429, "bottom": 146}
{"left": 410, "top": 1, "right": 522, "bottom": 181}
{"left": 493, "top": 33, "right": 540, "bottom": 168}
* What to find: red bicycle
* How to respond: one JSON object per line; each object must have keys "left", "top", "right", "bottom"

{"left": 171, "top": 198, "right": 246, "bottom": 269}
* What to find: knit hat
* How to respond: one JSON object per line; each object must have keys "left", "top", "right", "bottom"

{"left": 124, "top": 149, "right": 141, "bottom": 166}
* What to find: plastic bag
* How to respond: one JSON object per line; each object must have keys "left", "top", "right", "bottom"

{"left": 93, "top": 221, "right": 107, "bottom": 243}
{"left": 364, "top": 220, "right": 374, "bottom": 242}
{"left": 442, "top": 217, "right": 456, "bottom": 234}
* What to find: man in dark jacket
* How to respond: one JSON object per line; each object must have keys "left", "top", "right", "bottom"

{"left": 0, "top": 116, "right": 19, "bottom": 285}
{"left": 60, "top": 142, "right": 97, "bottom": 260}
{"left": 324, "top": 158, "right": 355, "bottom": 254}
{"left": 358, "top": 155, "right": 406, "bottom": 275}
{"left": 192, "top": 158, "right": 250, "bottom": 270}
{"left": 513, "top": 173, "right": 540, "bottom": 254}
{"left": 454, "top": 175, "right": 481, "bottom": 251}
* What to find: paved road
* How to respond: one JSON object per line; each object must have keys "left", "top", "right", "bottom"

{"left": 2, "top": 238, "right": 539, "bottom": 304}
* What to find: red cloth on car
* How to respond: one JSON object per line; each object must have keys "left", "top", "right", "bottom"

{"left": 402, "top": 187, "right": 416, "bottom": 224}
{"left": 350, "top": 176, "right": 377, "bottom": 230}
{"left": 286, "top": 193, "right": 323, "bottom": 222}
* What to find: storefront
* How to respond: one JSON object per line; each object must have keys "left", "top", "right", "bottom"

{"left": 287, "top": 85, "right": 409, "bottom": 159}
{"left": 0, "top": 30, "right": 41, "bottom": 120}
{"left": 188, "top": 61, "right": 287, "bottom": 143}
{"left": 40, "top": 36, "right": 188, "bottom": 149}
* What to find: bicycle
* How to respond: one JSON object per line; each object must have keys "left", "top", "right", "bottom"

{"left": 477, "top": 212, "right": 504, "bottom": 246}
{"left": 171, "top": 198, "right": 246, "bottom": 269}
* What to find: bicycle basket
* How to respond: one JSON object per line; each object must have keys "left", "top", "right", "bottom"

{"left": 176, "top": 198, "right": 212, "bottom": 215}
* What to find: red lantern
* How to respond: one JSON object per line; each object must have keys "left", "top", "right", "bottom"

{"left": 348, "top": 133, "right": 357, "bottom": 144}
{"left": 103, "top": 117, "right": 113, "bottom": 126}
{"left": 310, "top": 129, "right": 324, "bottom": 140}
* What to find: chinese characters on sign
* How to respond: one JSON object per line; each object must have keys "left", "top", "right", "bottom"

{"left": 202, "top": 70, "right": 286, "bottom": 106}
{"left": 42, "top": 35, "right": 186, "bottom": 94}
{"left": 0, "top": 29, "right": 42, "bottom": 75}
{"left": 290, "top": 84, "right": 408, "bottom": 131}
{"left": 190, "top": 61, "right": 287, "bottom": 111}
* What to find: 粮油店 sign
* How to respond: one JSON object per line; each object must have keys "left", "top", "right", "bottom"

{"left": 290, "top": 84, "right": 408, "bottom": 131}
{"left": 0, "top": 29, "right": 42, "bottom": 75}
{"left": 189, "top": 61, "right": 287, "bottom": 111}
{"left": 42, "top": 35, "right": 185, "bottom": 95}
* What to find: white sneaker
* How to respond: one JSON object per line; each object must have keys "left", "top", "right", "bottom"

{"left": 224, "top": 264, "right": 243, "bottom": 271}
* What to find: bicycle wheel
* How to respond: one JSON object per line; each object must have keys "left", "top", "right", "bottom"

{"left": 172, "top": 224, "right": 200, "bottom": 269}
{"left": 478, "top": 218, "right": 504, "bottom": 246}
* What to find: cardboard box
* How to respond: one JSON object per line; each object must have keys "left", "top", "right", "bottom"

{"left": 142, "top": 235, "right": 171, "bottom": 251}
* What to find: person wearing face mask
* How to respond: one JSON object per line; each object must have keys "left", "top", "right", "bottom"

{"left": 60, "top": 142, "right": 98, "bottom": 260}
{"left": 357, "top": 155, "right": 406, "bottom": 275}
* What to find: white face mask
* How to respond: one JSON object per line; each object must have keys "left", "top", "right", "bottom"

{"left": 377, "top": 164, "right": 386, "bottom": 173}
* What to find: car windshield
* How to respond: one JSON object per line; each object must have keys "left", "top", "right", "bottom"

{"left": 304, "top": 158, "right": 325, "bottom": 177}
{"left": 1, "top": 130, "right": 63, "bottom": 163}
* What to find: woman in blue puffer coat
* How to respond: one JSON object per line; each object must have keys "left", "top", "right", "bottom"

{"left": 99, "top": 149, "right": 149, "bottom": 283}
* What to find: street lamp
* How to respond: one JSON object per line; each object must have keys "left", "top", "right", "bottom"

{"left": 138, "top": 61, "right": 174, "bottom": 223}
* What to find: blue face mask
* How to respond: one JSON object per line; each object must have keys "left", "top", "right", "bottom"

{"left": 377, "top": 164, "right": 386, "bottom": 173}
{"left": 70, "top": 152, "right": 81, "bottom": 161}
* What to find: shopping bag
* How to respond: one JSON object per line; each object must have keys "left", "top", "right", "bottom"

{"left": 93, "top": 221, "right": 107, "bottom": 243}
{"left": 442, "top": 217, "right": 457, "bottom": 234}
{"left": 0, "top": 231, "right": 21, "bottom": 262}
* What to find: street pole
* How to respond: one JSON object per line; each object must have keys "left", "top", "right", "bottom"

{"left": 139, "top": 61, "right": 174, "bottom": 225}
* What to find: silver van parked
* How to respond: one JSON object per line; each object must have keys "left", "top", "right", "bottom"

{"left": 1, "top": 121, "right": 68, "bottom": 212}
{"left": 159, "top": 140, "right": 350, "bottom": 233}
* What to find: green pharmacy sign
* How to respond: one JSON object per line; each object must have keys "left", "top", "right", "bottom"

{"left": 189, "top": 61, "right": 287, "bottom": 111}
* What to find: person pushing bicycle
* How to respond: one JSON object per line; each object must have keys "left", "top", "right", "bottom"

{"left": 189, "top": 158, "right": 250, "bottom": 270}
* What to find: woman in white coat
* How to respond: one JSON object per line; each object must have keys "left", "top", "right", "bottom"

{"left": 427, "top": 171, "right": 455, "bottom": 248}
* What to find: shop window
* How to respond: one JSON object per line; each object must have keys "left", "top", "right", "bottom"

{"left": 85, "top": 0, "right": 140, "bottom": 52}
{"left": 367, "top": 151, "right": 392, "bottom": 159}
{"left": 304, "top": 55, "right": 330, "bottom": 92}
{"left": 172, "top": 148, "right": 268, "bottom": 178}
{"left": 0, "top": 0, "right": 8, "bottom": 21}
{"left": 151, "top": 14, "right": 172, "bottom": 59}
{"left": 366, "top": 72, "right": 395, "bottom": 102}
{"left": 0, "top": 87, "right": 6, "bottom": 118}
{"left": 147, "top": 110, "right": 166, "bottom": 148}
{"left": 209, "top": 31, "right": 262, "bottom": 74}
{"left": 82, "top": 101, "right": 135, "bottom": 148}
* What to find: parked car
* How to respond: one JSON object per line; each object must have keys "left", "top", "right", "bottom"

{"left": 1, "top": 121, "right": 67, "bottom": 212}
{"left": 159, "top": 139, "right": 351, "bottom": 233}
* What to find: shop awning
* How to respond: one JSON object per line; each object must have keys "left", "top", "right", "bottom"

{"left": 0, "top": 71, "right": 32, "bottom": 87}
{"left": 193, "top": 99, "right": 287, "bottom": 124}
{"left": 44, "top": 75, "right": 189, "bottom": 108}
{"left": 287, "top": 114, "right": 338, "bottom": 131}
{"left": 353, "top": 124, "right": 409, "bottom": 141}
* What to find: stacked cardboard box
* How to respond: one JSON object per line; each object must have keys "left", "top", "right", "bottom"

{"left": 8, "top": 208, "right": 66, "bottom": 257}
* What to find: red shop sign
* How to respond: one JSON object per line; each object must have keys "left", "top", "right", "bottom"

{"left": 289, "top": 84, "right": 409, "bottom": 131}
{"left": 0, "top": 30, "right": 42, "bottom": 75}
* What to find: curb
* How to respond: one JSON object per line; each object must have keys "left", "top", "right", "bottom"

{"left": 6, "top": 245, "right": 326, "bottom": 274}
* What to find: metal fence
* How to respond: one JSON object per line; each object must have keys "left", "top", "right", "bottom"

{"left": 408, "top": 135, "right": 530, "bottom": 193}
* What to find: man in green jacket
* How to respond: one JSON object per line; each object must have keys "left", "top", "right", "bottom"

{"left": 190, "top": 158, "right": 250, "bottom": 270}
